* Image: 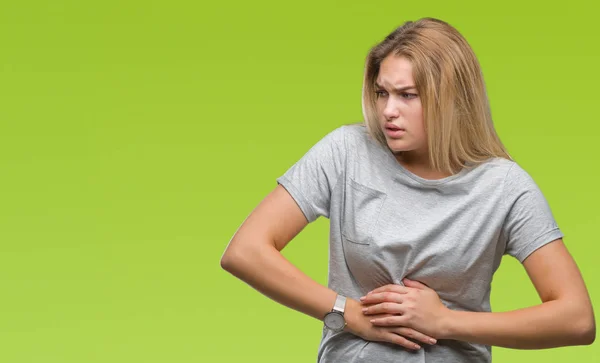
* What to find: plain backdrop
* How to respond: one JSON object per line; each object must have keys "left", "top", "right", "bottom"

{"left": 0, "top": 1, "right": 598, "bottom": 362}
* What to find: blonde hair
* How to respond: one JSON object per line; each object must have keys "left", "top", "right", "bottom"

{"left": 361, "top": 18, "right": 511, "bottom": 174}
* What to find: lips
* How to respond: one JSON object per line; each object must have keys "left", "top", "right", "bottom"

{"left": 385, "top": 124, "right": 405, "bottom": 131}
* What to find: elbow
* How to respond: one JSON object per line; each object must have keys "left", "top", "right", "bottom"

{"left": 220, "top": 248, "right": 242, "bottom": 273}
{"left": 220, "top": 253, "right": 232, "bottom": 271}
{"left": 220, "top": 243, "right": 260, "bottom": 275}
{"left": 220, "top": 235, "right": 248, "bottom": 273}
{"left": 572, "top": 308, "right": 596, "bottom": 346}
{"left": 577, "top": 317, "right": 596, "bottom": 346}
{"left": 220, "top": 239, "right": 275, "bottom": 277}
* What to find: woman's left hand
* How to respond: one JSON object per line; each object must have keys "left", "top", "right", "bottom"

{"left": 360, "top": 278, "right": 451, "bottom": 339}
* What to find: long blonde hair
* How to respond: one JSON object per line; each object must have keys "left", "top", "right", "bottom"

{"left": 362, "top": 18, "right": 511, "bottom": 174}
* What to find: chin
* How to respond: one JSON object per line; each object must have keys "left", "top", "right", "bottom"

{"left": 386, "top": 140, "right": 410, "bottom": 153}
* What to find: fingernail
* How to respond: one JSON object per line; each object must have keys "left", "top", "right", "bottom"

{"left": 414, "top": 344, "right": 421, "bottom": 350}
{"left": 359, "top": 296, "right": 365, "bottom": 301}
{"left": 430, "top": 338, "right": 437, "bottom": 344}
{"left": 362, "top": 308, "right": 367, "bottom": 313}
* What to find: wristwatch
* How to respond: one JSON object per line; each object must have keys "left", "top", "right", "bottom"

{"left": 323, "top": 294, "right": 346, "bottom": 332}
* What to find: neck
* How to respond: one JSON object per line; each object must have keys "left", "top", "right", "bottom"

{"left": 392, "top": 150, "right": 453, "bottom": 180}
{"left": 393, "top": 149, "right": 430, "bottom": 169}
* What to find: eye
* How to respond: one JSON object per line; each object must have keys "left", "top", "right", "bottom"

{"left": 375, "top": 90, "right": 388, "bottom": 98}
{"left": 401, "top": 93, "right": 418, "bottom": 100}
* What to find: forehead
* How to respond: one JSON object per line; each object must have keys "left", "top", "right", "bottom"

{"left": 376, "top": 55, "right": 414, "bottom": 86}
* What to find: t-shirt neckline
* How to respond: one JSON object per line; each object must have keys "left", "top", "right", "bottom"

{"left": 382, "top": 147, "right": 472, "bottom": 186}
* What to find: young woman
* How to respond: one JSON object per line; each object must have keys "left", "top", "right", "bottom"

{"left": 220, "top": 18, "right": 595, "bottom": 362}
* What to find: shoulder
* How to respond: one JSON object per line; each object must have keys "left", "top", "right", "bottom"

{"left": 309, "top": 123, "right": 384, "bottom": 161}
{"left": 469, "top": 158, "right": 532, "bottom": 186}
{"left": 339, "top": 122, "right": 374, "bottom": 142}
{"left": 456, "top": 157, "right": 514, "bottom": 187}
{"left": 500, "top": 160, "right": 540, "bottom": 193}
{"left": 339, "top": 123, "right": 387, "bottom": 156}
{"left": 290, "top": 123, "right": 375, "bottom": 168}
{"left": 455, "top": 158, "right": 534, "bottom": 198}
{"left": 487, "top": 159, "right": 551, "bottom": 212}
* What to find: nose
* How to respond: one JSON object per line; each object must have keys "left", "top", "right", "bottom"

{"left": 382, "top": 99, "right": 400, "bottom": 120}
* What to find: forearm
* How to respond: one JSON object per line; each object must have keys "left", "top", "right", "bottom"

{"left": 221, "top": 242, "right": 336, "bottom": 321}
{"left": 443, "top": 299, "right": 595, "bottom": 349}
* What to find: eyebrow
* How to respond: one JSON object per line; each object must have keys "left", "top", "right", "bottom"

{"left": 375, "top": 83, "right": 417, "bottom": 92}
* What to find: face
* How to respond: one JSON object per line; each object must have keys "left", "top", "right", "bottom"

{"left": 375, "top": 55, "right": 427, "bottom": 157}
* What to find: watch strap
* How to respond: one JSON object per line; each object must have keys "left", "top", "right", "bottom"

{"left": 333, "top": 294, "right": 346, "bottom": 314}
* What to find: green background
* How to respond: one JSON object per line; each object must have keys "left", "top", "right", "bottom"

{"left": 0, "top": 0, "right": 598, "bottom": 362}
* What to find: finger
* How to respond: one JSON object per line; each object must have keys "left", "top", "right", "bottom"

{"left": 360, "top": 291, "right": 405, "bottom": 305}
{"left": 380, "top": 332, "right": 421, "bottom": 350}
{"left": 363, "top": 301, "right": 404, "bottom": 315}
{"left": 367, "top": 284, "right": 409, "bottom": 295}
{"left": 369, "top": 314, "right": 407, "bottom": 326}
{"left": 390, "top": 327, "right": 437, "bottom": 345}
{"left": 402, "top": 278, "right": 429, "bottom": 290}
{"left": 366, "top": 284, "right": 396, "bottom": 294}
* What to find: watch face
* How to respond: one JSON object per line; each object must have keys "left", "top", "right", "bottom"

{"left": 324, "top": 312, "right": 345, "bottom": 331}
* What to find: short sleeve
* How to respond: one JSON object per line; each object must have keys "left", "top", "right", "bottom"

{"left": 276, "top": 126, "right": 347, "bottom": 223}
{"left": 502, "top": 163, "right": 564, "bottom": 262}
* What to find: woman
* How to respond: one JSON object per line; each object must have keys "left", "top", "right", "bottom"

{"left": 220, "top": 18, "right": 595, "bottom": 362}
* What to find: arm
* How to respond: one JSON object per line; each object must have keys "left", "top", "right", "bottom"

{"left": 221, "top": 184, "right": 436, "bottom": 349}
{"left": 442, "top": 238, "right": 596, "bottom": 348}
{"left": 220, "top": 184, "right": 337, "bottom": 320}
{"left": 363, "top": 164, "right": 594, "bottom": 348}
{"left": 363, "top": 239, "right": 595, "bottom": 348}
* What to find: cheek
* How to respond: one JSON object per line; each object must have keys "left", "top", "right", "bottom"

{"left": 408, "top": 106, "right": 423, "bottom": 124}
{"left": 409, "top": 106, "right": 426, "bottom": 137}
{"left": 376, "top": 100, "right": 387, "bottom": 114}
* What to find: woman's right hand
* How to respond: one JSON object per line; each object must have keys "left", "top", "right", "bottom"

{"left": 344, "top": 298, "right": 437, "bottom": 351}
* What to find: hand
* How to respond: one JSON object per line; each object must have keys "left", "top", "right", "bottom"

{"left": 360, "top": 278, "right": 451, "bottom": 339}
{"left": 344, "top": 297, "right": 437, "bottom": 350}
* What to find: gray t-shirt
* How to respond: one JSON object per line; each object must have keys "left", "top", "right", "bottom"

{"left": 276, "top": 124, "right": 563, "bottom": 363}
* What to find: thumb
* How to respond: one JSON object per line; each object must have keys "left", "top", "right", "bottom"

{"left": 403, "top": 278, "right": 429, "bottom": 290}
